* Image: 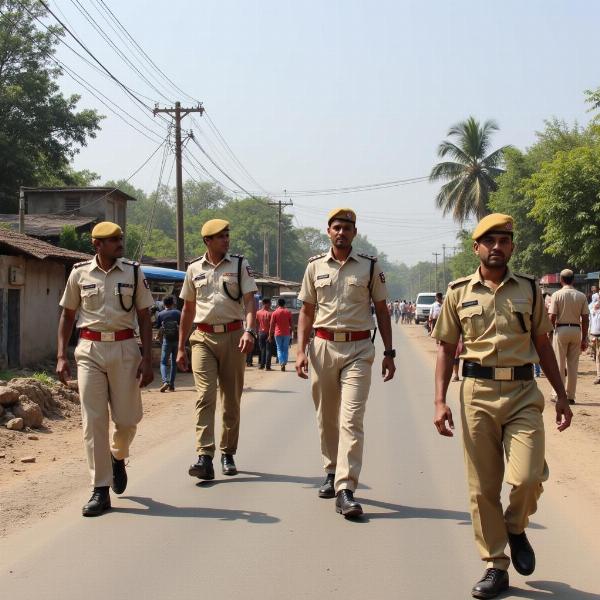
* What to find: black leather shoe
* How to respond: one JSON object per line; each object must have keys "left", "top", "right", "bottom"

{"left": 508, "top": 531, "right": 535, "bottom": 575}
{"left": 335, "top": 489, "right": 363, "bottom": 518}
{"left": 111, "top": 455, "right": 127, "bottom": 495}
{"left": 189, "top": 455, "right": 215, "bottom": 480}
{"left": 221, "top": 453, "right": 238, "bottom": 476}
{"left": 471, "top": 569, "right": 509, "bottom": 599}
{"left": 82, "top": 487, "right": 111, "bottom": 517}
{"left": 318, "top": 473, "right": 335, "bottom": 498}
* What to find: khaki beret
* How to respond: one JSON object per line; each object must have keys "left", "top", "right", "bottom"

{"left": 472, "top": 213, "right": 514, "bottom": 240}
{"left": 91, "top": 221, "right": 122, "bottom": 239}
{"left": 201, "top": 219, "right": 230, "bottom": 237}
{"left": 327, "top": 207, "right": 356, "bottom": 225}
{"left": 560, "top": 268, "right": 574, "bottom": 278}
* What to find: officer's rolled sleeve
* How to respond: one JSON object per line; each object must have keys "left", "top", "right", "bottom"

{"left": 240, "top": 258, "right": 258, "bottom": 295}
{"left": 298, "top": 264, "right": 316, "bottom": 304}
{"left": 135, "top": 267, "right": 155, "bottom": 310}
{"left": 532, "top": 284, "right": 552, "bottom": 336}
{"left": 59, "top": 271, "right": 81, "bottom": 311}
{"left": 432, "top": 292, "right": 461, "bottom": 344}
{"left": 370, "top": 262, "right": 387, "bottom": 303}
{"left": 180, "top": 270, "right": 196, "bottom": 302}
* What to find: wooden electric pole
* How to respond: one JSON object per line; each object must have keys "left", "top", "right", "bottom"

{"left": 432, "top": 252, "right": 440, "bottom": 291}
{"left": 153, "top": 101, "right": 204, "bottom": 271}
{"left": 268, "top": 196, "right": 293, "bottom": 279}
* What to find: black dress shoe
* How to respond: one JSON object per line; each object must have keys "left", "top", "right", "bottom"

{"left": 111, "top": 455, "right": 127, "bottom": 495}
{"left": 318, "top": 473, "right": 335, "bottom": 499}
{"left": 82, "top": 487, "right": 111, "bottom": 517}
{"left": 471, "top": 568, "right": 509, "bottom": 599}
{"left": 335, "top": 489, "right": 363, "bottom": 518}
{"left": 188, "top": 455, "right": 215, "bottom": 480}
{"left": 508, "top": 531, "right": 535, "bottom": 575}
{"left": 221, "top": 453, "right": 238, "bottom": 476}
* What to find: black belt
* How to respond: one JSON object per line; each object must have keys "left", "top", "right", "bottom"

{"left": 556, "top": 323, "right": 580, "bottom": 328}
{"left": 462, "top": 361, "right": 533, "bottom": 381}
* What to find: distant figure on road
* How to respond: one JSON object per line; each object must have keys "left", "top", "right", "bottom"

{"left": 549, "top": 269, "right": 589, "bottom": 404}
{"left": 432, "top": 213, "right": 571, "bottom": 599}
{"left": 177, "top": 219, "right": 258, "bottom": 481}
{"left": 156, "top": 295, "right": 181, "bottom": 392}
{"left": 256, "top": 298, "right": 273, "bottom": 370}
{"left": 295, "top": 207, "right": 396, "bottom": 518}
{"left": 428, "top": 291, "right": 443, "bottom": 339}
{"left": 269, "top": 298, "right": 293, "bottom": 371}
{"left": 56, "top": 221, "right": 155, "bottom": 517}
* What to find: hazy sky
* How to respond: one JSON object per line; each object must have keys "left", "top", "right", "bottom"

{"left": 54, "top": 0, "right": 598, "bottom": 264}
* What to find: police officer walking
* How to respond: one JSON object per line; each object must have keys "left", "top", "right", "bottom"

{"left": 177, "top": 219, "right": 258, "bottom": 479}
{"left": 295, "top": 208, "right": 396, "bottom": 518}
{"left": 432, "top": 214, "right": 572, "bottom": 598}
{"left": 56, "top": 222, "right": 155, "bottom": 517}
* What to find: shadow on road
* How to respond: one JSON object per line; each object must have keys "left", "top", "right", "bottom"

{"left": 356, "top": 497, "right": 470, "bottom": 523}
{"left": 111, "top": 496, "right": 279, "bottom": 524}
{"left": 242, "top": 388, "right": 298, "bottom": 394}
{"left": 503, "top": 580, "right": 600, "bottom": 599}
{"left": 195, "top": 470, "right": 371, "bottom": 491}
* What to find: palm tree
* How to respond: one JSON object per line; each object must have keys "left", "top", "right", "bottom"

{"left": 430, "top": 117, "right": 510, "bottom": 223}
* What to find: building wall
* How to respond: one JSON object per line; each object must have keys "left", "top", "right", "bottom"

{"left": 0, "top": 255, "right": 65, "bottom": 368}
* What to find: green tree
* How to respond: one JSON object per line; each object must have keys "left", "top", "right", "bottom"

{"left": 0, "top": 0, "right": 102, "bottom": 211}
{"left": 58, "top": 225, "right": 92, "bottom": 253}
{"left": 448, "top": 230, "right": 479, "bottom": 279}
{"left": 528, "top": 144, "right": 600, "bottom": 269}
{"left": 183, "top": 180, "right": 228, "bottom": 215}
{"left": 430, "top": 116, "right": 509, "bottom": 223}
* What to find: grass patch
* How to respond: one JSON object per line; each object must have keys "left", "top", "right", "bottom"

{"left": 31, "top": 371, "right": 56, "bottom": 386}
{"left": 0, "top": 370, "right": 16, "bottom": 381}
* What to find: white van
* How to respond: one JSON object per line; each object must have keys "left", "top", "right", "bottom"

{"left": 415, "top": 292, "right": 437, "bottom": 324}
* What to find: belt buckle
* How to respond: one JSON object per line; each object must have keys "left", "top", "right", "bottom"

{"left": 213, "top": 324, "right": 226, "bottom": 333}
{"left": 333, "top": 332, "right": 347, "bottom": 342}
{"left": 494, "top": 367, "right": 513, "bottom": 381}
{"left": 101, "top": 332, "right": 115, "bottom": 342}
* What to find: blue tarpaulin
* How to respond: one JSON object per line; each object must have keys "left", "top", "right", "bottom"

{"left": 141, "top": 265, "right": 186, "bottom": 282}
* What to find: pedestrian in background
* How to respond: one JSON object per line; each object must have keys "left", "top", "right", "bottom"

{"left": 156, "top": 295, "right": 181, "bottom": 392}
{"left": 269, "top": 297, "right": 293, "bottom": 371}
{"left": 256, "top": 298, "right": 273, "bottom": 370}
{"left": 177, "top": 218, "right": 258, "bottom": 480}
{"left": 588, "top": 300, "right": 600, "bottom": 384}
{"left": 550, "top": 268, "right": 589, "bottom": 404}
{"left": 429, "top": 292, "right": 443, "bottom": 339}
{"left": 56, "top": 221, "right": 154, "bottom": 517}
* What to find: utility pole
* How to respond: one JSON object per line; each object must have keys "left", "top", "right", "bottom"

{"left": 432, "top": 252, "right": 440, "bottom": 291}
{"left": 262, "top": 230, "right": 270, "bottom": 275}
{"left": 268, "top": 194, "right": 293, "bottom": 279}
{"left": 153, "top": 101, "right": 204, "bottom": 271}
{"left": 18, "top": 187, "right": 25, "bottom": 234}
{"left": 442, "top": 244, "right": 447, "bottom": 289}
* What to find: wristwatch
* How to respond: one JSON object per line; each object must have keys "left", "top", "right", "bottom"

{"left": 244, "top": 328, "right": 257, "bottom": 340}
{"left": 383, "top": 349, "right": 396, "bottom": 358}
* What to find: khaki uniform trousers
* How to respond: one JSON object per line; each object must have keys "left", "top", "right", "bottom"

{"left": 460, "top": 377, "right": 549, "bottom": 570}
{"left": 309, "top": 336, "right": 375, "bottom": 493}
{"left": 553, "top": 326, "right": 582, "bottom": 399}
{"left": 190, "top": 328, "right": 245, "bottom": 456}
{"left": 74, "top": 338, "right": 143, "bottom": 488}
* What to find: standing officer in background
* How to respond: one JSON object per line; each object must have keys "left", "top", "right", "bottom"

{"left": 432, "top": 214, "right": 572, "bottom": 599}
{"left": 56, "top": 222, "right": 154, "bottom": 517}
{"left": 177, "top": 219, "right": 258, "bottom": 480}
{"left": 549, "top": 268, "right": 589, "bottom": 404}
{"left": 295, "top": 207, "right": 396, "bottom": 518}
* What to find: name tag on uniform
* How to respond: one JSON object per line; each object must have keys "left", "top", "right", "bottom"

{"left": 82, "top": 284, "right": 96, "bottom": 290}
{"left": 193, "top": 274, "right": 206, "bottom": 281}
{"left": 462, "top": 300, "right": 479, "bottom": 307}
{"left": 316, "top": 274, "right": 330, "bottom": 280}
{"left": 223, "top": 272, "right": 237, "bottom": 277}
{"left": 118, "top": 283, "right": 134, "bottom": 288}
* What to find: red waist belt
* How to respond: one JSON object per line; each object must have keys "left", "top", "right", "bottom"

{"left": 80, "top": 328, "right": 134, "bottom": 342}
{"left": 315, "top": 328, "right": 371, "bottom": 342}
{"left": 196, "top": 321, "right": 243, "bottom": 334}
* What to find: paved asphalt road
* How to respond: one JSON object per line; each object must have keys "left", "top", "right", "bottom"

{"left": 1, "top": 327, "right": 598, "bottom": 599}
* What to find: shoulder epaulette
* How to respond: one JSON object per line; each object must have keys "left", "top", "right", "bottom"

{"left": 73, "top": 260, "right": 92, "bottom": 269}
{"left": 188, "top": 256, "right": 203, "bottom": 264}
{"left": 515, "top": 273, "right": 536, "bottom": 281}
{"left": 308, "top": 253, "right": 326, "bottom": 263}
{"left": 122, "top": 259, "right": 140, "bottom": 267}
{"left": 357, "top": 252, "right": 377, "bottom": 262}
{"left": 448, "top": 276, "right": 471, "bottom": 289}
{"left": 230, "top": 253, "right": 244, "bottom": 259}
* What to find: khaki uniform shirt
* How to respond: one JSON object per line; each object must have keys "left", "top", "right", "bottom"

{"left": 549, "top": 287, "right": 589, "bottom": 323}
{"left": 432, "top": 267, "right": 552, "bottom": 366}
{"left": 298, "top": 247, "right": 387, "bottom": 331}
{"left": 180, "top": 253, "right": 257, "bottom": 324}
{"left": 60, "top": 256, "right": 154, "bottom": 332}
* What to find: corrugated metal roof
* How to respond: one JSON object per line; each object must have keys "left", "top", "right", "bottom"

{"left": 0, "top": 228, "right": 93, "bottom": 262}
{"left": 23, "top": 186, "right": 137, "bottom": 202}
{"left": 0, "top": 214, "right": 96, "bottom": 237}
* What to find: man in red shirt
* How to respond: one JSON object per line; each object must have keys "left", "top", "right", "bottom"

{"left": 269, "top": 298, "right": 293, "bottom": 371}
{"left": 256, "top": 298, "right": 273, "bottom": 370}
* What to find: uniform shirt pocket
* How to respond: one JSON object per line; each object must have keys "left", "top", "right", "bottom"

{"left": 346, "top": 276, "right": 369, "bottom": 303}
{"left": 194, "top": 277, "right": 209, "bottom": 299}
{"left": 509, "top": 301, "right": 532, "bottom": 334}
{"left": 221, "top": 275, "right": 240, "bottom": 299}
{"left": 459, "top": 305, "right": 484, "bottom": 339}
{"left": 80, "top": 285, "right": 101, "bottom": 310}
